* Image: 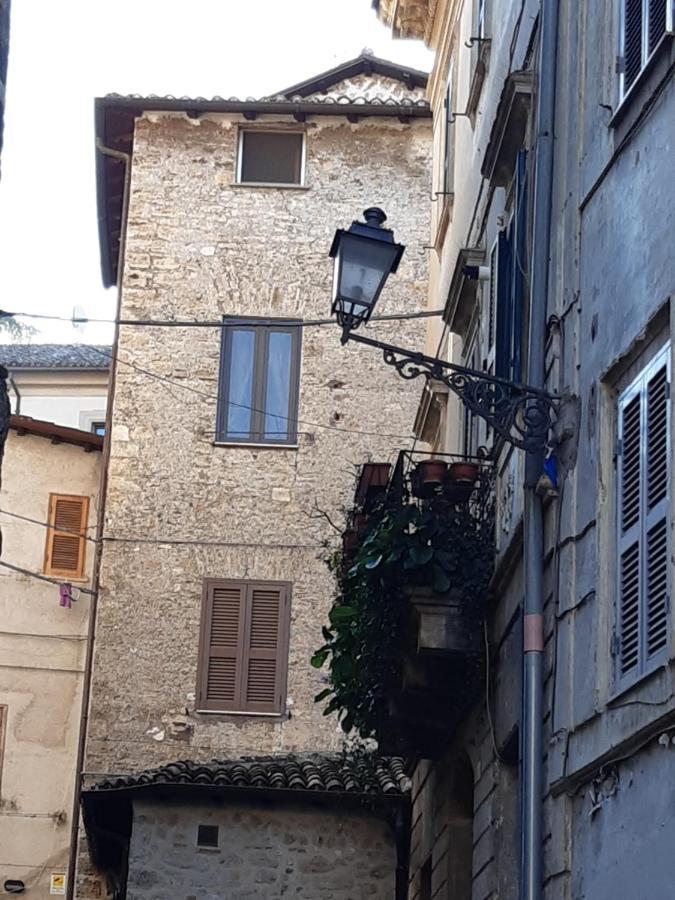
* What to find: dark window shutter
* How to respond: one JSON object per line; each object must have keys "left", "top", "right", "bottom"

{"left": 618, "top": 392, "right": 642, "bottom": 678}
{"left": 494, "top": 230, "right": 512, "bottom": 380}
{"left": 199, "top": 581, "right": 246, "bottom": 711}
{"left": 510, "top": 150, "right": 528, "bottom": 384}
{"left": 198, "top": 579, "right": 290, "bottom": 714}
{"left": 487, "top": 242, "right": 497, "bottom": 350}
{"left": 616, "top": 347, "right": 670, "bottom": 684}
{"left": 624, "top": 0, "right": 644, "bottom": 90}
{"left": 648, "top": 0, "right": 668, "bottom": 53}
{"left": 241, "top": 583, "right": 290, "bottom": 714}
{"left": 644, "top": 361, "right": 669, "bottom": 658}
{"left": 443, "top": 64, "right": 454, "bottom": 194}
{"left": 44, "top": 494, "right": 88, "bottom": 578}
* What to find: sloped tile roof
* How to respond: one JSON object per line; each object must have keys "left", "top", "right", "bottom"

{"left": 0, "top": 344, "right": 111, "bottom": 369}
{"left": 88, "top": 754, "right": 410, "bottom": 799}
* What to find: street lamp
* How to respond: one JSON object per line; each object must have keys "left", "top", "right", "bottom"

{"left": 328, "top": 208, "right": 560, "bottom": 454}
{"left": 329, "top": 207, "right": 405, "bottom": 339}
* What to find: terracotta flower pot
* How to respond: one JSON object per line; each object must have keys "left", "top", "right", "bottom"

{"left": 416, "top": 459, "right": 448, "bottom": 485}
{"left": 448, "top": 462, "right": 479, "bottom": 484}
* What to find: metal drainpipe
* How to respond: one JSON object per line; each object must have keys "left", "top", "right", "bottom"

{"left": 8, "top": 374, "right": 20, "bottom": 414}
{"left": 521, "top": 1, "right": 560, "bottom": 898}
{"left": 65, "top": 140, "right": 131, "bottom": 900}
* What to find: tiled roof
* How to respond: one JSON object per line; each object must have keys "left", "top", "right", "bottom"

{"left": 88, "top": 754, "right": 410, "bottom": 799}
{"left": 0, "top": 344, "right": 111, "bottom": 369}
{"left": 278, "top": 52, "right": 429, "bottom": 97}
{"left": 102, "top": 92, "right": 430, "bottom": 109}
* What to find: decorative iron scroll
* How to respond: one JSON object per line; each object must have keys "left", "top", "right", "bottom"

{"left": 347, "top": 332, "right": 558, "bottom": 453}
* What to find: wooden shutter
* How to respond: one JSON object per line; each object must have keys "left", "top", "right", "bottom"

{"left": 616, "top": 346, "right": 670, "bottom": 684}
{"left": 197, "top": 579, "right": 290, "bottom": 714}
{"left": 494, "top": 230, "right": 512, "bottom": 380}
{"left": 44, "top": 494, "right": 88, "bottom": 578}
{"left": 443, "top": 61, "right": 454, "bottom": 195}
{"left": 623, "top": 0, "right": 644, "bottom": 91}
{"left": 241, "top": 582, "right": 290, "bottom": 713}
{"left": 648, "top": 0, "right": 668, "bottom": 53}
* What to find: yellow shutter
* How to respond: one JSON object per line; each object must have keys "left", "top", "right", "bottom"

{"left": 44, "top": 494, "right": 89, "bottom": 578}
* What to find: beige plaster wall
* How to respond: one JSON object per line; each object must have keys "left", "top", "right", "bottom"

{"left": 83, "top": 105, "right": 432, "bottom": 782}
{"left": 0, "top": 430, "right": 100, "bottom": 896}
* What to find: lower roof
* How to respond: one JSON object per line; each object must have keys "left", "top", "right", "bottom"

{"left": 86, "top": 753, "right": 410, "bottom": 800}
{"left": 10, "top": 414, "right": 104, "bottom": 451}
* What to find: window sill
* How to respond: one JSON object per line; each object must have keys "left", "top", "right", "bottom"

{"left": 43, "top": 573, "right": 90, "bottom": 584}
{"left": 606, "top": 657, "right": 670, "bottom": 706}
{"left": 213, "top": 441, "right": 299, "bottom": 450}
{"left": 232, "top": 181, "right": 309, "bottom": 190}
{"left": 609, "top": 33, "right": 674, "bottom": 132}
{"left": 195, "top": 708, "right": 286, "bottom": 719}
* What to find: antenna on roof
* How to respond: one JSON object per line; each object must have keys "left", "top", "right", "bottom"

{"left": 72, "top": 305, "right": 87, "bottom": 336}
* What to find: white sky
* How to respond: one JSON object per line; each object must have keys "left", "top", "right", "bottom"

{"left": 0, "top": 0, "right": 432, "bottom": 345}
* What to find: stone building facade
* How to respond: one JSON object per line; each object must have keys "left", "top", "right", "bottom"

{"left": 372, "top": 1, "right": 675, "bottom": 899}
{"left": 74, "top": 55, "right": 432, "bottom": 898}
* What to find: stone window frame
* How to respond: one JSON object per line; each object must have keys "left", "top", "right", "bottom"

{"left": 234, "top": 126, "right": 307, "bottom": 188}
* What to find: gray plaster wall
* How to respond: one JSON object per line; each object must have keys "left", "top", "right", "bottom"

{"left": 126, "top": 797, "right": 397, "bottom": 900}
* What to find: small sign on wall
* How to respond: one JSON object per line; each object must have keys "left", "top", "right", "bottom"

{"left": 50, "top": 873, "right": 66, "bottom": 895}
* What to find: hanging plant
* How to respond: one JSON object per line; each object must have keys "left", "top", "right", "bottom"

{"left": 312, "top": 490, "right": 494, "bottom": 739}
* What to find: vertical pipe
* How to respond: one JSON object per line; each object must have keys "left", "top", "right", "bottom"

{"left": 65, "top": 140, "right": 131, "bottom": 900}
{"left": 521, "top": 0, "right": 560, "bottom": 898}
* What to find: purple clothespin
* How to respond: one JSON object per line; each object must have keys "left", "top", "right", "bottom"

{"left": 59, "top": 583, "right": 73, "bottom": 608}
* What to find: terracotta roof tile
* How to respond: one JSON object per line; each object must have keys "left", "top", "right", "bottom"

{"left": 88, "top": 754, "right": 410, "bottom": 799}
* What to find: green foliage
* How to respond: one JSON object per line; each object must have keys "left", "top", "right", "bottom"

{"left": 313, "top": 496, "right": 494, "bottom": 738}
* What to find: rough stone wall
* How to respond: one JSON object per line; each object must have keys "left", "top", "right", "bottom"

{"left": 125, "top": 797, "right": 396, "bottom": 899}
{"left": 84, "top": 111, "right": 431, "bottom": 779}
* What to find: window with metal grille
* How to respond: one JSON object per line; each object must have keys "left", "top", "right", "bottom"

{"left": 43, "top": 494, "right": 89, "bottom": 579}
{"left": 216, "top": 318, "right": 301, "bottom": 445}
{"left": 619, "top": 0, "right": 674, "bottom": 97}
{"left": 197, "top": 579, "right": 291, "bottom": 714}
{"left": 615, "top": 343, "right": 670, "bottom": 687}
{"left": 236, "top": 130, "right": 305, "bottom": 185}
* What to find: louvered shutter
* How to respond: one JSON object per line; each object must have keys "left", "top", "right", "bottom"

{"left": 616, "top": 346, "right": 670, "bottom": 685}
{"left": 644, "top": 358, "right": 670, "bottom": 658}
{"left": 199, "top": 581, "right": 246, "bottom": 711}
{"left": 494, "top": 229, "right": 513, "bottom": 380}
{"left": 623, "top": 0, "right": 644, "bottom": 91}
{"left": 648, "top": 0, "right": 668, "bottom": 53}
{"left": 241, "top": 582, "right": 290, "bottom": 714}
{"left": 443, "top": 61, "right": 454, "bottom": 195}
{"left": 44, "top": 494, "right": 88, "bottom": 578}
{"left": 617, "top": 390, "right": 642, "bottom": 678}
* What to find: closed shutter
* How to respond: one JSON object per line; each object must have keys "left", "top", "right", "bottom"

{"left": 648, "top": 0, "right": 668, "bottom": 53}
{"left": 443, "top": 61, "right": 454, "bottom": 195}
{"left": 616, "top": 345, "right": 670, "bottom": 685}
{"left": 197, "top": 579, "right": 290, "bottom": 714}
{"left": 241, "top": 583, "right": 290, "bottom": 713}
{"left": 44, "top": 494, "right": 88, "bottom": 578}
{"left": 494, "top": 229, "right": 512, "bottom": 380}
{"left": 624, "top": 0, "right": 644, "bottom": 91}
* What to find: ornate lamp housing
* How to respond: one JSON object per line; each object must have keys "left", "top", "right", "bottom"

{"left": 329, "top": 207, "right": 405, "bottom": 336}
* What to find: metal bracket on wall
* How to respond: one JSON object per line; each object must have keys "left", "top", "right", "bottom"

{"left": 465, "top": 36, "right": 492, "bottom": 49}
{"left": 343, "top": 330, "right": 560, "bottom": 453}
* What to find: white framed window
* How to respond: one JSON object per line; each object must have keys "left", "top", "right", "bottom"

{"left": 614, "top": 342, "right": 671, "bottom": 688}
{"left": 236, "top": 129, "right": 305, "bottom": 186}
{"left": 619, "top": 0, "right": 674, "bottom": 98}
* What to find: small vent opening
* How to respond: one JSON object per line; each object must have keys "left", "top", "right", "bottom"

{"left": 197, "top": 824, "right": 219, "bottom": 848}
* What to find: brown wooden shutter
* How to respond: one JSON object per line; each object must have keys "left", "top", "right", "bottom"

{"left": 44, "top": 494, "right": 89, "bottom": 578}
{"left": 241, "top": 582, "right": 290, "bottom": 714}
{"left": 197, "top": 579, "right": 290, "bottom": 714}
{"left": 198, "top": 581, "right": 246, "bottom": 711}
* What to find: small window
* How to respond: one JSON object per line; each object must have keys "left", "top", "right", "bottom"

{"left": 619, "top": 0, "right": 673, "bottom": 97}
{"left": 197, "top": 825, "right": 219, "bottom": 848}
{"left": 197, "top": 579, "right": 291, "bottom": 715}
{"left": 43, "top": 494, "right": 89, "bottom": 579}
{"left": 90, "top": 421, "right": 106, "bottom": 437}
{"left": 237, "top": 130, "right": 304, "bottom": 186}
{"left": 615, "top": 343, "right": 670, "bottom": 687}
{"left": 216, "top": 319, "right": 301, "bottom": 445}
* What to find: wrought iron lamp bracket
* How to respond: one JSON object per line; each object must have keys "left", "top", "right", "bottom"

{"left": 343, "top": 330, "right": 559, "bottom": 453}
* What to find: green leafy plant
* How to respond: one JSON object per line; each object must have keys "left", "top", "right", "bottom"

{"left": 312, "top": 492, "right": 494, "bottom": 738}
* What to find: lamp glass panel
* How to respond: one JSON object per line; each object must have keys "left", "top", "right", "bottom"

{"left": 337, "top": 234, "right": 398, "bottom": 314}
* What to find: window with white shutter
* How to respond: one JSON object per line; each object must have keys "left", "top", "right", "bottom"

{"left": 197, "top": 579, "right": 291, "bottom": 714}
{"left": 615, "top": 344, "right": 671, "bottom": 687}
{"left": 619, "top": 0, "right": 674, "bottom": 97}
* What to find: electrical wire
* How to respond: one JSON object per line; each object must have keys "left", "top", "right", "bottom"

{"left": 0, "top": 507, "right": 98, "bottom": 539}
{"left": 0, "top": 308, "right": 443, "bottom": 329}
{"left": 0, "top": 560, "right": 96, "bottom": 595}
{"left": 84, "top": 345, "right": 418, "bottom": 442}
